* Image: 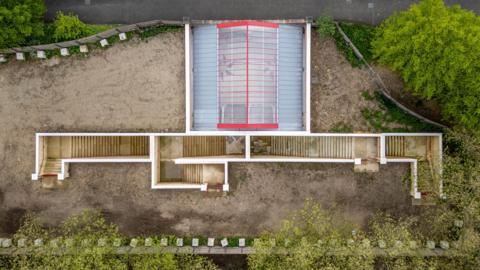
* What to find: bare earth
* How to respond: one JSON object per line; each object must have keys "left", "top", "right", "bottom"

{"left": 0, "top": 32, "right": 416, "bottom": 237}
{"left": 311, "top": 31, "right": 379, "bottom": 132}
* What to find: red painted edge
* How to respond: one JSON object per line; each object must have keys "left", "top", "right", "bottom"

{"left": 217, "top": 123, "right": 279, "bottom": 129}
{"left": 217, "top": 21, "right": 279, "bottom": 29}
{"left": 246, "top": 25, "right": 249, "bottom": 124}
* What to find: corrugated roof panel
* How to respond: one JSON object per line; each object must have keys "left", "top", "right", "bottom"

{"left": 192, "top": 23, "right": 304, "bottom": 131}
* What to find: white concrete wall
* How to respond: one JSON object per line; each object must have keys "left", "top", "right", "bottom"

{"left": 31, "top": 133, "right": 442, "bottom": 196}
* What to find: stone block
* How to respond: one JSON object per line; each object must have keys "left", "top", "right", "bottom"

{"left": 60, "top": 48, "right": 69, "bottom": 56}
{"left": 17, "top": 239, "right": 27, "bottom": 248}
{"left": 100, "top": 39, "right": 109, "bottom": 47}
{"left": 192, "top": 238, "right": 199, "bottom": 247}
{"left": 378, "top": 240, "right": 386, "bottom": 249}
{"left": 2, "top": 239, "right": 12, "bottom": 248}
{"left": 98, "top": 238, "right": 107, "bottom": 247}
{"left": 440, "top": 241, "right": 449, "bottom": 250}
{"left": 239, "top": 238, "right": 245, "bottom": 247}
{"left": 144, "top": 238, "right": 153, "bottom": 247}
{"left": 34, "top": 239, "right": 43, "bottom": 247}
{"left": 36, "top": 51, "right": 46, "bottom": 59}
{"left": 426, "top": 241, "right": 435, "bottom": 250}
{"left": 113, "top": 238, "right": 122, "bottom": 247}
{"left": 16, "top": 53, "right": 25, "bottom": 60}
{"left": 79, "top": 45, "right": 89, "bottom": 53}
{"left": 130, "top": 238, "right": 138, "bottom": 248}
{"left": 176, "top": 238, "right": 183, "bottom": 247}
{"left": 208, "top": 238, "right": 215, "bottom": 247}
{"left": 160, "top": 238, "right": 168, "bottom": 246}
{"left": 221, "top": 238, "right": 228, "bottom": 247}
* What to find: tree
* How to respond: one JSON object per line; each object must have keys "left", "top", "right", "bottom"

{"left": 53, "top": 11, "right": 91, "bottom": 42}
{"left": 4, "top": 210, "right": 220, "bottom": 270}
{"left": 247, "top": 199, "right": 375, "bottom": 270}
{"left": 372, "top": 0, "right": 480, "bottom": 131}
{"left": 0, "top": 0, "right": 46, "bottom": 48}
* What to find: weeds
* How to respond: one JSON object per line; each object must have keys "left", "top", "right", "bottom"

{"left": 330, "top": 122, "right": 354, "bottom": 133}
{"left": 139, "top": 25, "right": 182, "bottom": 40}
{"left": 333, "top": 22, "right": 375, "bottom": 67}
{"left": 317, "top": 16, "right": 336, "bottom": 38}
{"left": 361, "top": 91, "right": 441, "bottom": 132}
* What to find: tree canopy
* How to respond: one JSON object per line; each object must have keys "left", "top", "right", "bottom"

{"left": 372, "top": 0, "right": 480, "bottom": 131}
{"left": 1, "top": 210, "right": 219, "bottom": 270}
{"left": 0, "top": 0, "right": 46, "bottom": 49}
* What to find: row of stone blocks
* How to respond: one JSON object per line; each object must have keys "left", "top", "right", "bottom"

{"left": 0, "top": 237, "right": 452, "bottom": 250}
{"left": 0, "top": 237, "right": 243, "bottom": 249}
{"left": 0, "top": 33, "right": 128, "bottom": 63}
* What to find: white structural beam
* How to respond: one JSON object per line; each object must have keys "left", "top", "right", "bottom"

{"left": 185, "top": 23, "right": 193, "bottom": 133}
{"left": 305, "top": 22, "right": 311, "bottom": 132}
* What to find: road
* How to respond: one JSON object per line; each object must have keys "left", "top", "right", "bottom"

{"left": 45, "top": 0, "right": 479, "bottom": 25}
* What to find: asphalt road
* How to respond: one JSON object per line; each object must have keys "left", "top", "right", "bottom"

{"left": 45, "top": 0, "right": 479, "bottom": 25}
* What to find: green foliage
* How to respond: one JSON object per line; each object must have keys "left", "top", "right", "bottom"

{"left": 372, "top": 0, "right": 480, "bottom": 131}
{"left": 139, "top": 25, "right": 182, "bottom": 39}
{"left": 0, "top": 0, "right": 46, "bottom": 48}
{"left": 13, "top": 212, "right": 49, "bottom": 242}
{"left": 316, "top": 16, "right": 336, "bottom": 38}
{"left": 330, "top": 121, "right": 353, "bottom": 133}
{"left": 333, "top": 22, "right": 375, "bottom": 67}
{"left": 130, "top": 254, "right": 177, "bottom": 270}
{"left": 443, "top": 129, "right": 480, "bottom": 222}
{"left": 248, "top": 199, "right": 374, "bottom": 270}
{"left": 53, "top": 12, "right": 91, "bottom": 42}
{"left": 361, "top": 91, "right": 441, "bottom": 132}
{"left": 5, "top": 210, "right": 220, "bottom": 270}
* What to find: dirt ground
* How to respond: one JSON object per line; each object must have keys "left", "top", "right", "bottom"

{"left": 1, "top": 161, "right": 414, "bottom": 237}
{"left": 0, "top": 31, "right": 419, "bottom": 237}
{"left": 311, "top": 31, "right": 380, "bottom": 132}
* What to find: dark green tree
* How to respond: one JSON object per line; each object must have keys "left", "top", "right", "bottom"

{"left": 372, "top": 0, "right": 480, "bottom": 131}
{"left": 0, "top": 0, "right": 46, "bottom": 48}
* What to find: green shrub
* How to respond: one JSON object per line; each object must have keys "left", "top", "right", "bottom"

{"left": 361, "top": 91, "right": 440, "bottom": 132}
{"left": 139, "top": 25, "right": 182, "bottom": 39}
{"left": 0, "top": 0, "right": 46, "bottom": 48}
{"left": 332, "top": 22, "right": 375, "bottom": 67}
{"left": 53, "top": 11, "right": 91, "bottom": 42}
{"left": 316, "top": 15, "right": 336, "bottom": 38}
{"left": 372, "top": 0, "right": 480, "bottom": 131}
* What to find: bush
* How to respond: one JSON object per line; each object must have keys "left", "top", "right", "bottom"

{"left": 372, "top": 0, "right": 480, "bottom": 131}
{"left": 316, "top": 16, "right": 336, "bottom": 38}
{"left": 0, "top": 0, "right": 46, "bottom": 48}
{"left": 332, "top": 22, "right": 375, "bottom": 67}
{"left": 53, "top": 11, "right": 91, "bottom": 42}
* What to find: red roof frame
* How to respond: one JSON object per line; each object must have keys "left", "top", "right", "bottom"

{"left": 217, "top": 20, "right": 279, "bottom": 29}
{"left": 217, "top": 123, "right": 279, "bottom": 129}
{"left": 217, "top": 21, "right": 279, "bottom": 130}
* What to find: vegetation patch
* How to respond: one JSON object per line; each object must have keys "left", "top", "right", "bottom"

{"left": 372, "top": 0, "right": 480, "bottom": 132}
{"left": 139, "top": 25, "right": 182, "bottom": 40}
{"left": 361, "top": 91, "right": 441, "bottom": 132}
{"left": 332, "top": 22, "right": 375, "bottom": 67}
{"left": 330, "top": 121, "right": 354, "bottom": 133}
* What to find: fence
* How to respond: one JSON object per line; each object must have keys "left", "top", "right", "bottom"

{"left": 0, "top": 19, "right": 184, "bottom": 55}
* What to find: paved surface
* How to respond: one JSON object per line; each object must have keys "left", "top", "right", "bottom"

{"left": 45, "top": 0, "right": 479, "bottom": 25}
